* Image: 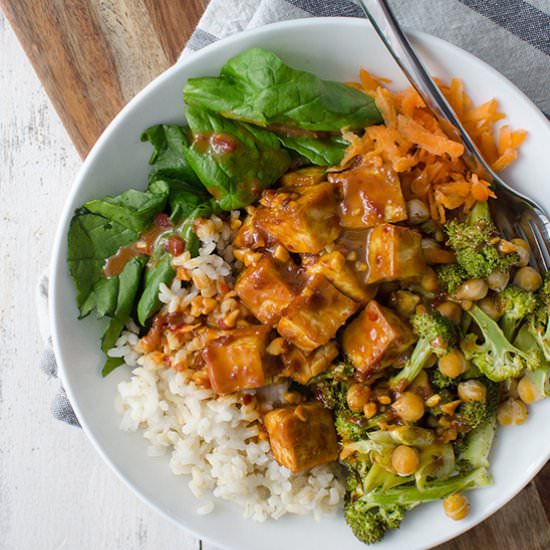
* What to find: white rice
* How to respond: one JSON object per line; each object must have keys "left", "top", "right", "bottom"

{"left": 112, "top": 212, "right": 345, "bottom": 521}
{"left": 116, "top": 356, "right": 344, "bottom": 521}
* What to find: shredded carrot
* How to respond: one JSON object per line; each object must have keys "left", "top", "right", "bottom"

{"left": 341, "top": 72, "right": 527, "bottom": 223}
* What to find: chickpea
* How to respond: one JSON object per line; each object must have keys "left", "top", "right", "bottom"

{"left": 458, "top": 380, "right": 487, "bottom": 403}
{"left": 439, "top": 350, "right": 467, "bottom": 379}
{"left": 443, "top": 493, "right": 470, "bottom": 520}
{"left": 436, "top": 301, "right": 462, "bottom": 325}
{"left": 420, "top": 268, "right": 440, "bottom": 293}
{"left": 346, "top": 384, "right": 371, "bottom": 413}
{"left": 406, "top": 199, "right": 430, "bottom": 224}
{"left": 486, "top": 270, "right": 510, "bottom": 292}
{"left": 478, "top": 295, "right": 501, "bottom": 320}
{"left": 497, "top": 398, "right": 528, "bottom": 426}
{"left": 392, "top": 392, "right": 425, "bottom": 422}
{"left": 363, "top": 402, "right": 378, "bottom": 419}
{"left": 392, "top": 290, "right": 420, "bottom": 318}
{"left": 411, "top": 370, "right": 430, "bottom": 391}
{"left": 513, "top": 266, "right": 543, "bottom": 292}
{"left": 517, "top": 375, "right": 544, "bottom": 405}
{"left": 391, "top": 445, "right": 420, "bottom": 476}
{"left": 511, "top": 238, "right": 531, "bottom": 266}
{"left": 454, "top": 279, "right": 488, "bottom": 301}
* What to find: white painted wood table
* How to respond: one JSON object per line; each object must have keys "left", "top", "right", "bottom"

{"left": 0, "top": 12, "right": 211, "bottom": 550}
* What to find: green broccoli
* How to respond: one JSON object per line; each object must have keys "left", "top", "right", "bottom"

{"left": 456, "top": 383, "right": 499, "bottom": 473}
{"left": 309, "top": 362, "right": 381, "bottom": 441}
{"left": 497, "top": 285, "right": 537, "bottom": 341}
{"left": 429, "top": 368, "right": 457, "bottom": 390}
{"left": 335, "top": 409, "right": 377, "bottom": 442}
{"left": 526, "top": 271, "right": 550, "bottom": 361}
{"left": 344, "top": 499, "right": 405, "bottom": 545}
{"left": 310, "top": 362, "right": 354, "bottom": 410}
{"left": 344, "top": 467, "right": 492, "bottom": 544}
{"left": 390, "top": 309, "right": 456, "bottom": 389}
{"left": 444, "top": 201, "right": 519, "bottom": 279}
{"left": 462, "top": 305, "right": 539, "bottom": 382}
{"left": 455, "top": 379, "right": 500, "bottom": 432}
{"left": 436, "top": 263, "right": 468, "bottom": 294}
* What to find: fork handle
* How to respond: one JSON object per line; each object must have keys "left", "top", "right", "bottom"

{"left": 356, "top": 0, "right": 485, "bottom": 168}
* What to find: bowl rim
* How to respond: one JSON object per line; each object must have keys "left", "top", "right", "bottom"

{"left": 49, "top": 16, "right": 550, "bottom": 549}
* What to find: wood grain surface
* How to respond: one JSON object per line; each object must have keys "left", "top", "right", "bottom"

{"left": 0, "top": 1, "right": 548, "bottom": 548}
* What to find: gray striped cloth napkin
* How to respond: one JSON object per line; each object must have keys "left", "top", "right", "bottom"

{"left": 39, "top": 0, "right": 550, "bottom": 426}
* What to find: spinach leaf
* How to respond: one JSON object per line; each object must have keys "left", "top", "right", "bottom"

{"left": 150, "top": 177, "right": 211, "bottom": 224}
{"left": 180, "top": 200, "right": 218, "bottom": 257}
{"left": 93, "top": 276, "right": 119, "bottom": 318}
{"left": 102, "top": 357, "right": 124, "bottom": 377}
{"left": 101, "top": 256, "right": 147, "bottom": 375}
{"left": 84, "top": 182, "right": 169, "bottom": 233}
{"left": 137, "top": 254, "right": 176, "bottom": 326}
{"left": 184, "top": 48, "right": 382, "bottom": 132}
{"left": 184, "top": 106, "right": 291, "bottom": 210}
{"left": 278, "top": 135, "right": 348, "bottom": 165}
{"left": 141, "top": 124, "right": 200, "bottom": 185}
{"left": 68, "top": 211, "right": 139, "bottom": 316}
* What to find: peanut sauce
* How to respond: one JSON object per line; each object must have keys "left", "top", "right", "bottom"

{"left": 103, "top": 221, "right": 170, "bottom": 278}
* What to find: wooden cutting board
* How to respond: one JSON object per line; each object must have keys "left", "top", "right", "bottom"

{"left": 1, "top": 1, "right": 548, "bottom": 548}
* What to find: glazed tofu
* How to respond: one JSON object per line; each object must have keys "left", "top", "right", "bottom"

{"left": 264, "top": 402, "right": 339, "bottom": 473}
{"left": 306, "top": 251, "right": 376, "bottom": 304}
{"left": 203, "top": 326, "right": 274, "bottom": 394}
{"left": 342, "top": 300, "right": 414, "bottom": 373}
{"left": 277, "top": 274, "right": 358, "bottom": 352}
{"left": 330, "top": 164, "right": 407, "bottom": 229}
{"left": 255, "top": 183, "right": 340, "bottom": 253}
{"left": 281, "top": 166, "right": 326, "bottom": 188}
{"left": 366, "top": 223, "right": 426, "bottom": 284}
{"left": 282, "top": 341, "right": 339, "bottom": 385}
{"left": 233, "top": 209, "right": 267, "bottom": 250}
{"left": 236, "top": 254, "right": 303, "bottom": 324}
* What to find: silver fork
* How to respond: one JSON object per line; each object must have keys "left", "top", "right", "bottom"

{"left": 357, "top": 0, "right": 550, "bottom": 272}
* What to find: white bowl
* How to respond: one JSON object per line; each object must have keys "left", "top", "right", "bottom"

{"left": 50, "top": 17, "right": 550, "bottom": 550}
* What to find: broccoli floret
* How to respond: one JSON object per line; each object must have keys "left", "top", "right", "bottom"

{"left": 455, "top": 379, "right": 499, "bottom": 432}
{"left": 430, "top": 368, "right": 457, "bottom": 390}
{"left": 310, "top": 362, "right": 354, "bottom": 410}
{"left": 497, "top": 285, "right": 537, "bottom": 341}
{"left": 444, "top": 201, "right": 519, "bottom": 279}
{"left": 436, "top": 263, "right": 468, "bottom": 294}
{"left": 344, "top": 499, "right": 405, "bottom": 545}
{"left": 335, "top": 410, "right": 372, "bottom": 442}
{"left": 525, "top": 271, "right": 550, "bottom": 361}
{"left": 462, "top": 305, "right": 539, "bottom": 382}
{"left": 456, "top": 401, "right": 488, "bottom": 431}
{"left": 455, "top": 383, "right": 499, "bottom": 473}
{"left": 310, "top": 362, "right": 382, "bottom": 441}
{"left": 390, "top": 309, "right": 456, "bottom": 388}
{"left": 345, "top": 468, "right": 492, "bottom": 544}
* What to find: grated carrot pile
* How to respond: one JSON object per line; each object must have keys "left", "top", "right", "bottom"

{"left": 343, "top": 69, "right": 527, "bottom": 223}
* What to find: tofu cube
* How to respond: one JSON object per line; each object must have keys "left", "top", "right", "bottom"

{"left": 233, "top": 208, "right": 267, "bottom": 250}
{"left": 236, "top": 254, "right": 303, "bottom": 324}
{"left": 280, "top": 166, "right": 326, "bottom": 188}
{"left": 282, "top": 341, "right": 339, "bottom": 385}
{"left": 203, "top": 326, "right": 274, "bottom": 394}
{"left": 277, "top": 274, "right": 358, "bottom": 351}
{"left": 330, "top": 164, "right": 407, "bottom": 229}
{"left": 367, "top": 223, "right": 426, "bottom": 284}
{"left": 256, "top": 183, "right": 340, "bottom": 253}
{"left": 306, "top": 251, "right": 376, "bottom": 304}
{"left": 342, "top": 300, "right": 414, "bottom": 373}
{"left": 264, "top": 402, "right": 339, "bottom": 473}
